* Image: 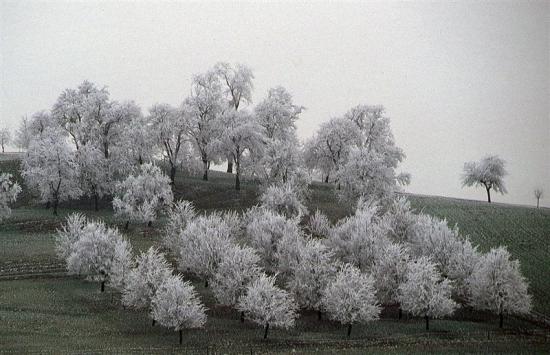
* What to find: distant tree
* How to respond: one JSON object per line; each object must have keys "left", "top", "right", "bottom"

{"left": 287, "top": 237, "right": 337, "bottom": 318}
{"left": 214, "top": 62, "right": 254, "bottom": 173}
{"left": 534, "top": 188, "right": 543, "bottom": 208}
{"left": 0, "top": 173, "right": 22, "bottom": 221}
{"left": 321, "top": 264, "right": 381, "bottom": 338}
{"left": 14, "top": 111, "right": 56, "bottom": 149}
{"left": 122, "top": 247, "right": 173, "bottom": 314}
{"left": 0, "top": 128, "right": 10, "bottom": 153}
{"left": 150, "top": 274, "right": 207, "bottom": 344}
{"left": 217, "top": 110, "right": 264, "bottom": 190}
{"left": 183, "top": 70, "right": 224, "bottom": 181}
{"left": 54, "top": 213, "right": 87, "bottom": 261}
{"left": 237, "top": 273, "right": 298, "bottom": 339}
{"left": 468, "top": 247, "right": 532, "bottom": 328}
{"left": 21, "top": 128, "right": 82, "bottom": 215}
{"left": 66, "top": 221, "right": 131, "bottom": 292}
{"left": 211, "top": 244, "right": 262, "bottom": 315}
{"left": 113, "top": 163, "right": 173, "bottom": 228}
{"left": 398, "top": 257, "right": 457, "bottom": 330}
{"left": 462, "top": 155, "right": 507, "bottom": 203}
{"left": 149, "top": 103, "right": 186, "bottom": 184}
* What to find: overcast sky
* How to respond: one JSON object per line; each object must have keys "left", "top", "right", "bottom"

{"left": 1, "top": 0, "right": 549, "bottom": 207}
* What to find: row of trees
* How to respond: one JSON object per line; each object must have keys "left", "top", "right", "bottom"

{"left": 54, "top": 181, "right": 532, "bottom": 342}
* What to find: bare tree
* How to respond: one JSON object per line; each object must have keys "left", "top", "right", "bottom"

{"left": 534, "top": 188, "right": 543, "bottom": 208}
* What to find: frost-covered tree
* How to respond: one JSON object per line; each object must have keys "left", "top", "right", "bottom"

{"left": 214, "top": 62, "right": 254, "bottom": 173}
{"left": 174, "top": 213, "right": 234, "bottom": 285}
{"left": 326, "top": 203, "right": 389, "bottom": 272}
{"left": 468, "top": 247, "right": 532, "bottom": 328}
{"left": 307, "top": 210, "right": 332, "bottom": 238}
{"left": 462, "top": 155, "right": 507, "bottom": 203}
{"left": 410, "top": 214, "right": 480, "bottom": 300}
{"left": 149, "top": 103, "right": 186, "bottom": 184}
{"left": 259, "top": 182, "right": 308, "bottom": 219}
{"left": 21, "top": 128, "right": 82, "bottom": 215}
{"left": 66, "top": 221, "right": 131, "bottom": 292}
{"left": 77, "top": 143, "right": 111, "bottom": 211}
{"left": 321, "top": 264, "right": 381, "bottom": 338}
{"left": 122, "top": 247, "right": 173, "bottom": 312}
{"left": 398, "top": 257, "right": 457, "bottom": 330}
{"left": 0, "top": 128, "right": 10, "bottom": 153}
{"left": 162, "top": 200, "right": 196, "bottom": 252}
{"left": 217, "top": 110, "right": 264, "bottom": 190}
{"left": 211, "top": 244, "right": 262, "bottom": 315}
{"left": 237, "top": 273, "right": 298, "bottom": 339}
{"left": 0, "top": 173, "right": 21, "bottom": 222}
{"left": 113, "top": 163, "right": 173, "bottom": 227}
{"left": 304, "top": 118, "right": 361, "bottom": 184}
{"left": 150, "top": 274, "right": 207, "bottom": 344}
{"left": 371, "top": 243, "right": 410, "bottom": 318}
{"left": 109, "top": 238, "right": 135, "bottom": 292}
{"left": 117, "top": 110, "right": 156, "bottom": 169}
{"left": 245, "top": 208, "right": 302, "bottom": 273}
{"left": 534, "top": 188, "right": 543, "bottom": 208}
{"left": 183, "top": 70, "right": 224, "bottom": 181}
{"left": 54, "top": 213, "right": 87, "bottom": 261}
{"left": 287, "top": 237, "right": 337, "bottom": 317}
{"left": 14, "top": 112, "right": 56, "bottom": 149}
{"left": 379, "top": 197, "right": 417, "bottom": 243}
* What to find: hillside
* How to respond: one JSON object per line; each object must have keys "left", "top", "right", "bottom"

{"left": 1, "top": 157, "right": 549, "bottom": 353}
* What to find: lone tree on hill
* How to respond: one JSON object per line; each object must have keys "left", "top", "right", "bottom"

{"left": 461, "top": 155, "right": 507, "bottom": 203}
{"left": 534, "top": 188, "right": 543, "bottom": 208}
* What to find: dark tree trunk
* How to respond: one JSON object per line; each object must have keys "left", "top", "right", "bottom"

{"left": 1, "top": 146, "right": 4, "bottom": 153}
{"left": 148, "top": 221, "right": 152, "bottom": 227}
{"left": 100, "top": 281, "right": 105, "bottom": 293}
{"left": 324, "top": 175, "right": 329, "bottom": 183}
{"left": 170, "top": 164, "right": 176, "bottom": 185}
{"left": 179, "top": 329, "right": 183, "bottom": 344}
{"left": 94, "top": 194, "right": 99, "bottom": 211}
{"left": 152, "top": 319, "right": 156, "bottom": 327}
{"left": 235, "top": 162, "right": 241, "bottom": 191}
{"left": 202, "top": 160, "right": 208, "bottom": 181}
{"left": 46, "top": 201, "right": 51, "bottom": 209}
{"left": 263, "top": 323, "right": 269, "bottom": 339}
{"left": 138, "top": 155, "right": 143, "bottom": 165}
{"left": 318, "top": 310, "right": 322, "bottom": 321}
{"left": 125, "top": 220, "right": 129, "bottom": 230}
{"left": 227, "top": 161, "right": 233, "bottom": 173}
{"left": 347, "top": 324, "right": 352, "bottom": 338}
{"left": 204, "top": 279, "right": 208, "bottom": 288}
{"left": 53, "top": 198, "right": 59, "bottom": 216}
{"left": 499, "top": 312, "right": 504, "bottom": 329}
{"left": 537, "top": 198, "right": 540, "bottom": 208}
{"left": 398, "top": 308, "right": 402, "bottom": 320}
{"left": 425, "top": 315, "right": 429, "bottom": 330}
{"left": 240, "top": 311, "right": 245, "bottom": 323}
{"left": 486, "top": 186, "right": 491, "bottom": 203}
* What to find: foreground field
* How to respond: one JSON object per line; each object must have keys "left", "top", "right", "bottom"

{"left": 1, "top": 159, "right": 549, "bottom": 353}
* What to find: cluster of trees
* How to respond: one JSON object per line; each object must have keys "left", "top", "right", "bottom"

{"left": 55, "top": 180, "right": 532, "bottom": 342}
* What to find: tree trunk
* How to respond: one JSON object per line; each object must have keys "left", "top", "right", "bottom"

{"left": 263, "top": 323, "right": 269, "bottom": 339}
{"left": 152, "top": 319, "right": 156, "bottom": 327}
{"left": 425, "top": 315, "right": 429, "bottom": 330}
{"left": 398, "top": 308, "right": 402, "bottom": 320}
{"left": 347, "top": 324, "right": 352, "bottom": 338}
{"left": 100, "top": 281, "right": 105, "bottom": 293}
{"left": 318, "top": 310, "right": 322, "bottom": 321}
{"left": 235, "top": 161, "right": 241, "bottom": 191}
{"left": 537, "top": 198, "right": 540, "bottom": 208}
{"left": 324, "top": 175, "right": 329, "bottom": 183}
{"left": 170, "top": 164, "right": 176, "bottom": 185}
{"left": 94, "top": 194, "right": 99, "bottom": 211}
{"left": 138, "top": 155, "right": 143, "bottom": 165}
{"left": 499, "top": 312, "right": 503, "bottom": 329}
{"left": 240, "top": 311, "right": 245, "bottom": 323}
{"left": 46, "top": 201, "right": 51, "bottom": 209}
{"left": 486, "top": 186, "right": 491, "bottom": 203}
{"left": 204, "top": 279, "right": 208, "bottom": 288}
{"left": 227, "top": 161, "right": 233, "bottom": 173}
{"left": 179, "top": 329, "right": 182, "bottom": 344}
{"left": 53, "top": 198, "right": 59, "bottom": 216}
{"left": 148, "top": 221, "right": 152, "bottom": 227}
{"left": 125, "top": 220, "right": 129, "bottom": 230}
{"left": 1, "top": 145, "right": 4, "bottom": 153}
{"left": 202, "top": 160, "right": 208, "bottom": 181}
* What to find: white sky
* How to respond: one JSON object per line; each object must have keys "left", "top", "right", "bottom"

{"left": 1, "top": 0, "right": 549, "bottom": 207}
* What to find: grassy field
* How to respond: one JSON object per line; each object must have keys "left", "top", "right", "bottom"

{"left": 1, "top": 157, "right": 549, "bottom": 353}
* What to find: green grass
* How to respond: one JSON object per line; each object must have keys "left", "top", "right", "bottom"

{"left": 1, "top": 157, "right": 549, "bottom": 353}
